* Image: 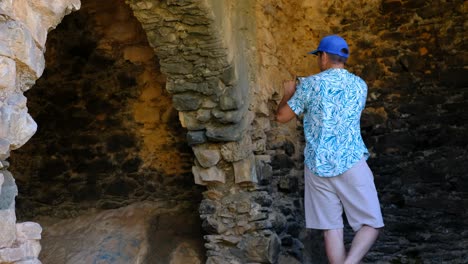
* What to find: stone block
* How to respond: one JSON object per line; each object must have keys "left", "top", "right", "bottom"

{"left": 220, "top": 65, "right": 237, "bottom": 86}
{"left": 17, "top": 240, "right": 41, "bottom": 260}
{"left": 0, "top": 20, "right": 45, "bottom": 81}
{"left": 220, "top": 134, "right": 253, "bottom": 162}
{"left": 196, "top": 109, "right": 211, "bottom": 122}
{"left": 206, "top": 110, "right": 254, "bottom": 142}
{"left": 162, "top": 61, "right": 194, "bottom": 75}
{"left": 186, "top": 130, "right": 207, "bottom": 145}
{"left": 167, "top": 79, "right": 213, "bottom": 95}
{"left": 192, "top": 165, "right": 225, "bottom": 184}
{"left": 220, "top": 84, "right": 244, "bottom": 111}
{"left": 206, "top": 123, "right": 241, "bottom": 142}
{"left": 0, "top": 96, "right": 38, "bottom": 150}
{"left": 233, "top": 155, "right": 258, "bottom": 184}
{"left": 0, "top": 243, "right": 23, "bottom": 263}
{"left": 16, "top": 222, "right": 42, "bottom": 240}
{"left": 237, "top": 232, "right": 280, "bottom": 263}
{"left": 172, "top": 93, "right": 203, "bottom": 111}
{"left": 192, "top": 145, "right": 221, "bottom": 168}
{"left": 211, "top": 104, "right": 247, "bottom": 124}
{"left": 192, "top": 167, "right": 207, "bottom": 186}
{"left": 0, "top": 56, "right": 16, "bottom": 91}
{"left": 0, "top": 208, "right": 16, "bottom": 248}
{"left": 179, "top": 111, "right": 205, "bottom": 130}
{"left": 219, "top": 93, "right": 241, "bottom": 111}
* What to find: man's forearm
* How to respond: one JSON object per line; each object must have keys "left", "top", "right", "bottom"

{"left": 275, "top": 80, "right": 297, "bottom": 123}
{"left": 277, "top": 91, "right": 294, "bottom": 112}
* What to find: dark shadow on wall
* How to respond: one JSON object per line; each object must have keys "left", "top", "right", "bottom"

{"left": 145, "top": 208, "right": 206, "bottom": 263}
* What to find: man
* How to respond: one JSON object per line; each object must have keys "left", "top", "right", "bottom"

{"left": 276, "top": 35, "right": 384, "bottom": 264}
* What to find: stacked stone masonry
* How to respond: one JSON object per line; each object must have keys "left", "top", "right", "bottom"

{"left": 125, "top": 1, "right": 279, "bottom": 263}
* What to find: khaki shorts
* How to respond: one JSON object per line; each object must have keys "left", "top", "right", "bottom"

{"left": 304, "top": 157, "right": 384, "bottom": 232}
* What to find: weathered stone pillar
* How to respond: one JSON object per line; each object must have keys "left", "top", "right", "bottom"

{"left": 0, "top": 0, "right": 80, "bottom": 263}
{"left": 126, "top": 0, "right": 279, "bottom": 262}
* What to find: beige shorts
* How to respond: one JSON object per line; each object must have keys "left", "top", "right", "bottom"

{"left": 304, "top": 157, "right": 384, "bottom": 232}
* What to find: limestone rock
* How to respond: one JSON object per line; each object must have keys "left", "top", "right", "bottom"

{"left": 0, "top": 57, "right": 16, "bottom": 93}
{"left": 172, "top": 93, "right": 204, "bottom": 111}
{"left": 233, "top": 155, "right": 258, "bottom": 184}
{"left": 0, "top": 94, "right": 37, "bottom": 150}
{"left": 192, "top": 145, "right": 221, "bottom": 168}
{"left": 16, "top": 222, "right": 42, "bottom": 241}
{"left": 238, "top": 232, "right": 280, "bottom": 263}
{"left": 0, "top": 19, "right": 45, "bottom": 82}
{"left": 186, "top": 130, "right": 208, "bottom": 145}
{"left": 192, "top": 165, "right": 226, "bottom": 184}
{"left": 0, "top": 208, "right": 16, "bottom": 248}
{"left": 0, "top": 0, "right": 81, "bottom": 48}
{"left": 0, "top": 239, "right": 41, "bottom": 263}
{"left": 220, "top": 134, "right": 253, "bottom": 162}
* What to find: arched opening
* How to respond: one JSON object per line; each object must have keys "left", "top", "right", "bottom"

{"left": 8, "top": 0, "right": 205, "bottom": 262}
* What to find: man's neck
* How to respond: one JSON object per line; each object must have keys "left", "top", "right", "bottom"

{"left": 328, "top": 64, "right": 345, "bottom": 69}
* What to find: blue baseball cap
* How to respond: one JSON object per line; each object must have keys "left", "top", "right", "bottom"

{"left": 308, "top": 35, "right": 349, "bottom": 58}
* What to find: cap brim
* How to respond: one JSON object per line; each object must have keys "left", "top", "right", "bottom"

{"left": 308, "top": 49, "right": 319, "bottom": 55}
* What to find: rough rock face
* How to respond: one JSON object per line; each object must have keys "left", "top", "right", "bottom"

{"left": 257, "top": 0, "right": 467, "bottom": 262}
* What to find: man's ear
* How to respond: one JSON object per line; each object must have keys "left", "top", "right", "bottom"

{"left": 322, "top": 52, "right": 329, "bottom": 63}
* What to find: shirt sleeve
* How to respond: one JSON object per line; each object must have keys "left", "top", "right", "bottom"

{"left": 287, "top": 81, "right": 308, "bottom": 115}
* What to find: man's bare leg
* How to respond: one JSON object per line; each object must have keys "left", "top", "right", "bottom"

{"left": 344, "top": 225, "right": 380, "bottom": 264}
{"left": 324, "top": 229, "right": 346, "bottom": 264}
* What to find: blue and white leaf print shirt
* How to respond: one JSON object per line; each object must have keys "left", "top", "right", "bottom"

{"left": 288, "top": 68, "right": 369, "bottom": 177}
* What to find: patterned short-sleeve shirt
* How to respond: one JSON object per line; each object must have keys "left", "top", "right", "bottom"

{"left": 288, "top": 68, "right": 369, "bottom": 177}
